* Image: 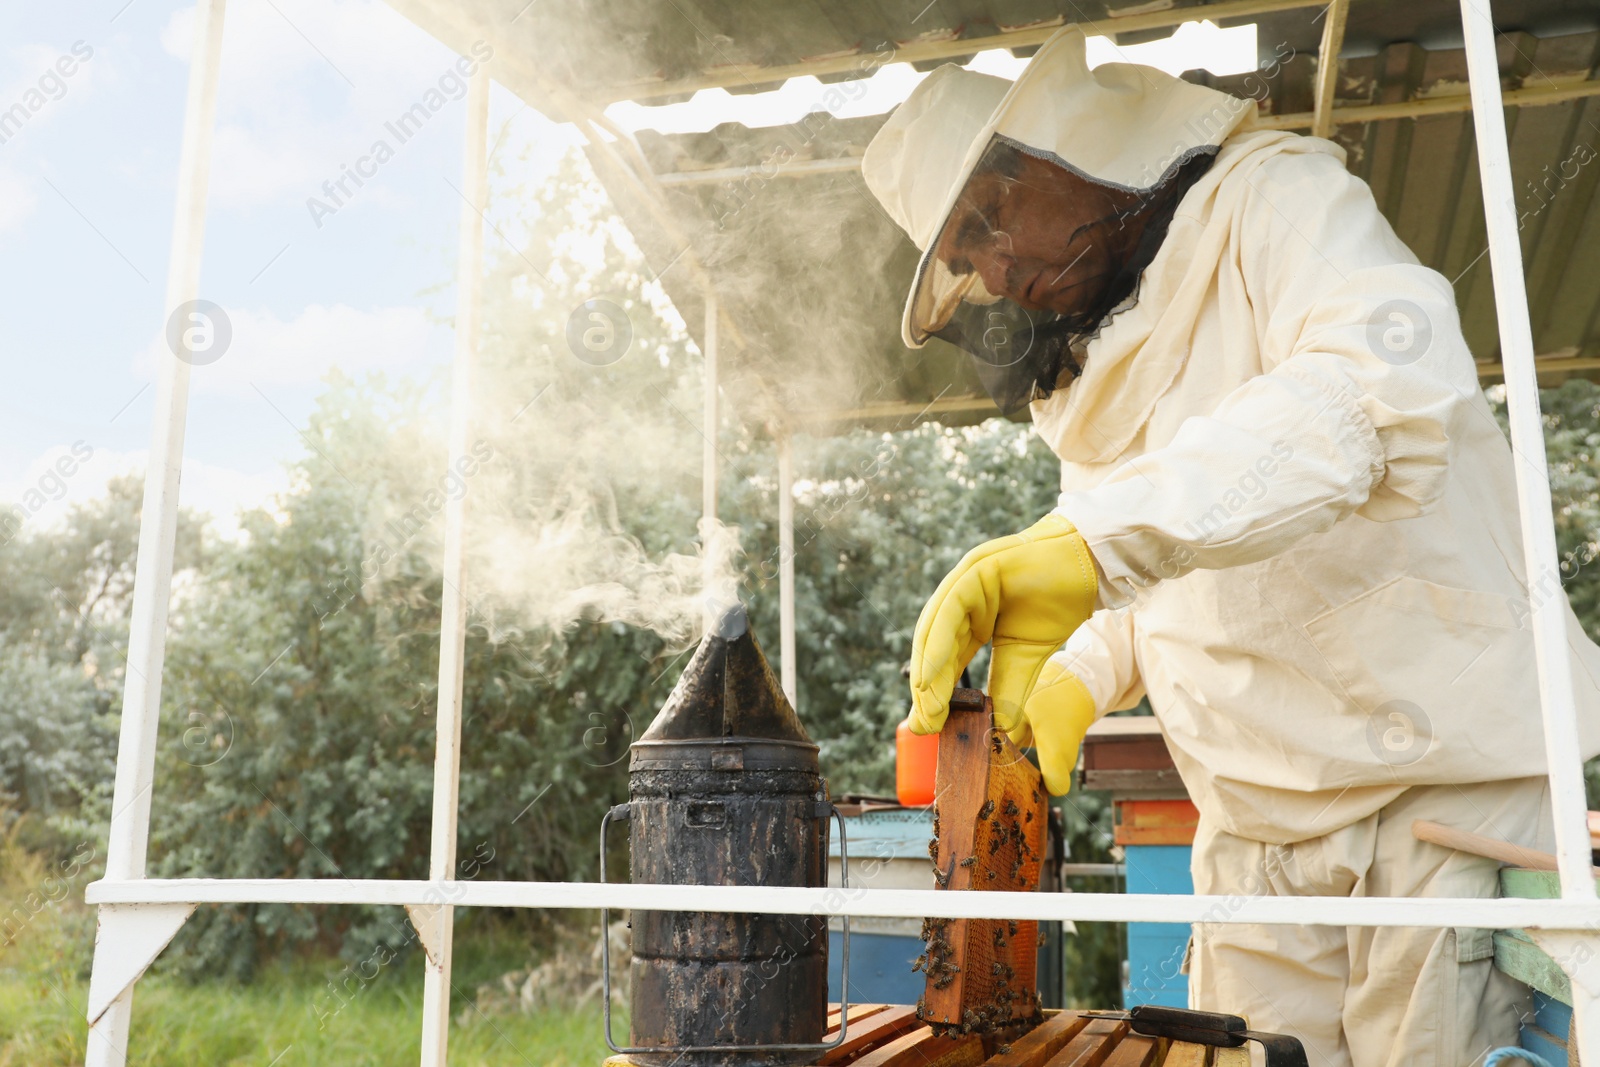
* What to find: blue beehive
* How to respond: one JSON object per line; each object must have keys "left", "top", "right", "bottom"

{"left": 1080, "top": 716, "right": 1195, "bottom": 1010}
{"left": 1123, "top": 844, "right": 1193, "bottom": 1008}
{"left": 824, "top": 802, "right": 1065, "bottom": 1008}
{"left": 1491, "top": 867, "right": 1600, "bottom": 1066}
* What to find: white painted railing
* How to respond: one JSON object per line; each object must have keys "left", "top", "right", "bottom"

{"left": 85, "top": 878, "right": 1600, "bottom": 930}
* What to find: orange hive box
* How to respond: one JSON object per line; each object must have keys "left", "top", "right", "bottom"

{"left": 1113, "top": 798, "right": 1200, "bottom": 847}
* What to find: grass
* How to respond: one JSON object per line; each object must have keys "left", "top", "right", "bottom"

{"left": 0, "top": 826, "right": 619, "bottom": 1066}
{"left": 1, "top": 962, "right": 618, "bottom": 1067}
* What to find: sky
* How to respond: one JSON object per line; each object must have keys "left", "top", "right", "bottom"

{"left": 0, "top": 2, "right": 1254, "bottom": 538}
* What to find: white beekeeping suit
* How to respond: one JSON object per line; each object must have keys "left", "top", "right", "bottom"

{"left": 863, "top": 26, "right": 1600, "bottom": 1067}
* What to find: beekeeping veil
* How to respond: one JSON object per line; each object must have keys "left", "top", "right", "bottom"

{"left": 862, "top": 28, "right": 1254, "bottom": 414}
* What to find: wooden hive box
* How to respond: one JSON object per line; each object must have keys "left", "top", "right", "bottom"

{"left": 1079, "top": 717, "right": 1186, "bottom": 799}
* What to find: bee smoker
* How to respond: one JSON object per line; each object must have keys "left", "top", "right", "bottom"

{"left": 599, "top": 603, "right": 848, "bottom": 1066}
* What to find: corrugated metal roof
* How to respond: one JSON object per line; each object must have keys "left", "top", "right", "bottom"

{"left": 384, "top": 0, "right": 1600, "bottom": 431}
{"left": 386, "top": 0, "right": 1597, "bottom": 105}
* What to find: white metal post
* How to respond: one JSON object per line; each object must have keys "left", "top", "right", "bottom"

{"left": 1310, "top": 0, "right": 1350, "bottom": 139}
{"left": 1458, "top": 0, "right": 1600, "bottom": 1056}
{"left": 702, "top": 295, "right": 719, "bottom": 527}
{"left": 702, "top": 295, "right": 720, "bottom": 625}
{"left": 86, "top": 3, "right": 227, "bottom": 1063}
{"left": 418, "top": 63, "right": 490, "bottom": 1067}
{"left": 777, "top": 429, "right": 797, "bottom": 707}
{"left": 1458, "top": 0, "right": 1597, "bottom": 901}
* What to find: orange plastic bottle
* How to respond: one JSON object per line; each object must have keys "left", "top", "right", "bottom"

{"left": 895, "top": 720, "right": 940, "bottom": 807}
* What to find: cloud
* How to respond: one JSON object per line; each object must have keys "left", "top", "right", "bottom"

{"left": 134, "top": 302, "right": 451, "bottom": 396}
{"left": 207, "top": 123, "right": 324, "bottom": 206}
{"left": 164, "top": 454, "right": 290, "bottom": 537}
{"left": 0, "top": 442, "right": 287, "bottom": 541}
{"left": 0, "top": 39, "right": 104, "bottom": 149}
{"left": 161, "top": 0, "right": 447, "bottom": 97}
{"left": 0, "top": 167, "right": 38, "bottom": 232}
{"left": 161, "top": 0, "right": 476, "bottom": 210}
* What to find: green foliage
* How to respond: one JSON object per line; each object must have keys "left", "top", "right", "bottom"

{"left": 1489, "top": 380, "right": 1600, "bottom": 806}
{"left": 1534, "top": 380, "right": 1600, "bottom": 635}
{"left": 0, "top": 475, "right": 200, "bottom": 854}
{"left": 0, "top": 652, "right": 103, "bottom": 823}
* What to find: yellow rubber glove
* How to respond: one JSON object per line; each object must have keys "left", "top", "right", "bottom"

{"left": 1006, "top": 660, "right": 1097, "bottom": 795}
{"left": 907, "top": 513, "right": 1097, "bottom": 737}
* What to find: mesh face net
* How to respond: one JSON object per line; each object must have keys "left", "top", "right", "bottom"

{"left": 922, "top": 135, "right": 1217, "bottom": 414}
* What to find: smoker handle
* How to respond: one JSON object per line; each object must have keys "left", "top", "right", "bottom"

{"left": 596, "top": 800, "right": 853, "bottom": 1056}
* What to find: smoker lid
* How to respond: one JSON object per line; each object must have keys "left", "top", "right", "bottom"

{"left": 635, "top": 602, "right": 815, "bottom": 749}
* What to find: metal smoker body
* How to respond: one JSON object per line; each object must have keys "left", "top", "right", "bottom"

{"left": 615, "top": 604, "right": 833, "bottom": 1067}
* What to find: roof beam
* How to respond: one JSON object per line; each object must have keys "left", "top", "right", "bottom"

{"left": 1259, "top": 77, "right": 1600, "bottom": 129}
{"left": 789, "top": 395, "right": 1001, "bottom": 429}
{"left": 656, "top": 157, "right": 863, "bottom": 186}
{"left": 653, "top": 77, "right": 1600, "bottom": 188}
{"left": 782, "top": 353, "right": 1600, "bottom": 430}
{"left": 601, "top": 0, "right": 1338, "bottom": 104}
{"left": 1480, "top": 353, "right": 1600, "bottom": 378}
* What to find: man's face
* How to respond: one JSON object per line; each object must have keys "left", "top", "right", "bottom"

{"left": 934, "top": 151, "right": 1138, "bottom": 316}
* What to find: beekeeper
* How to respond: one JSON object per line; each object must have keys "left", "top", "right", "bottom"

{"left": 865, "top": 27, "right": 1600, "bottom": 1067}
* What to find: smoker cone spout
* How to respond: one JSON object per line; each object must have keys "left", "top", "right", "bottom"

{"left": 632, "top": 601, "right": 815, "bottom": 761}
{"left": 626, "top": 600, "right": 829, "bottom": 1066}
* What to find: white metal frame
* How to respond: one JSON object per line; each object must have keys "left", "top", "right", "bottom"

{"left": 82, "top": 1, "right": 1600, "bottom": 1064}
{"left": 413, "top": 60, "right": 491, "bottom": 1067}
{"left": 85, "top": 0, "right": 227, "bottom": 1060}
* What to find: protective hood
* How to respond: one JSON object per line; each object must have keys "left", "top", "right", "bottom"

{"left": 862, "top": 27, "right": 1257, "bottom": 412}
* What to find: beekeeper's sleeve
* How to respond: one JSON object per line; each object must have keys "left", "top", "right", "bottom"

{"left": 1057, "top": 151, "right": 1479, "bottom": 603}
{"left": 1054, "top": 606, "right": 1145, "bottom": 716}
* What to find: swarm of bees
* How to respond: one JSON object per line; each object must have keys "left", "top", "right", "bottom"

{"left": 912, "top": 916, "right": 960, "bottom": 992}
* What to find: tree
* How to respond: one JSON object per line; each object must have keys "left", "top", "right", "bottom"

{"left": 0, "top": 477, "right": 201, "bottom": 853}
{"left": 1500, "top": 379, "right": 1600, "bottom": 805}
